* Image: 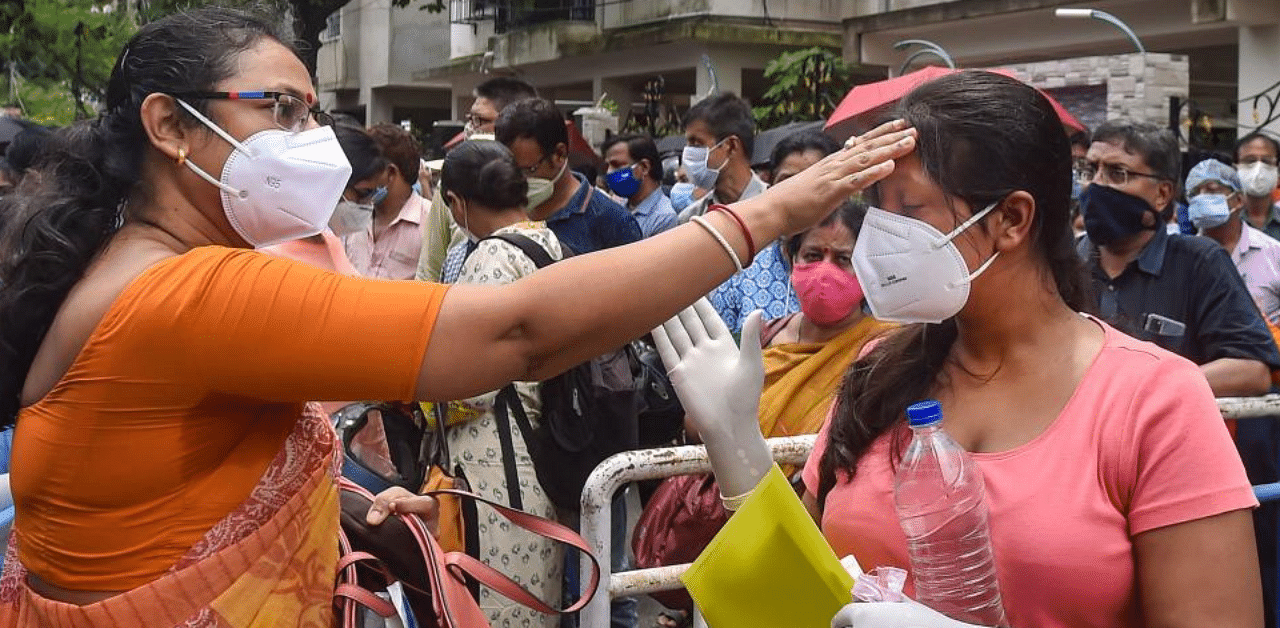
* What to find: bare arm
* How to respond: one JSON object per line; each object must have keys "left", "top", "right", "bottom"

{"left": 415, "top": 123, "right": 916, "bottom": 401}
{"left": 1202, "top": 357, "right": 1272, "bottom": 397}
{"left": 1135, "top": 509, "right": 1262, "bottom": 628}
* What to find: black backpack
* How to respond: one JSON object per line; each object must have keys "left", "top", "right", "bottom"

{"left": 475, "top": 232, "right": 684, "bottom": 511}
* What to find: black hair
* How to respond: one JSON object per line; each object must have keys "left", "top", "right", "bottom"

{"left": 817, "top": 70, "right": 1089, "bottom": 505}
{"left": 4, "top": 125, "right": 53, "bottom": 173}
{"left": 600, "top": 134, "right": 664, "bottom": 182}
{"left": 474, "top": 76, "right": 538, "bottom": 113}
{"left": 495, "top": 98, "right": 567, "bottom": 159}
{"left": 683, "top": 92, "right": 755, "bottom": 157}
{"left": 367, "top": 123, "right": 421, "bottom": 185}
{"left": 770, "top": 130, "right": 841, "bottom": 174}
{"left": 1092, "top": 120, "right": 1181, "bottom": 185}
{"left": 1235, "top": 132, "right": 1280, "bottom": 161}
{"left": 333, "top": 122, "right": 389, "bottom": 187}
{"left": 0, "top": 7, "right": 293, "bottom": 426}
{"left": 440, "top": 140, "right": 528, "bottom": 210}
{"left": 1068, "top": 128, "right": 1092, "bottom": 150}
{"left": 785, "top": 200, "right": 865, "bottom": 260}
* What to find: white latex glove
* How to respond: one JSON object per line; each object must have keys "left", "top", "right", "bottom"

{"left": 830, "top": 600, "right": 991, "bottom": 628}
{"left": 651, "top": 298, "right": 773, "bottom": 498}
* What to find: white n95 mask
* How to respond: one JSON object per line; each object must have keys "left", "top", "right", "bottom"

{"left": 851, "top": 202, "right": 1001, "bottom": 324}
{"left": 176, "top": 99, "right": 353, "bottom": 248}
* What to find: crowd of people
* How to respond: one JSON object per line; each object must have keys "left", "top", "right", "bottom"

{"left": 1, "top": 6, "right": 1280, "bottom": 628}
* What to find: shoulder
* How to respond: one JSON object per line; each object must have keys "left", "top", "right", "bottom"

{"left": 1165, "top": 232, "right": 1227, "bottom": 259}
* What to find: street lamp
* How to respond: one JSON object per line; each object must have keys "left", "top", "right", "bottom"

{"left": 1054, "top": 8, "right": 1146, "bottom": 54}
{"left": 892, "top": 39, "right": 956, "bottom": 76}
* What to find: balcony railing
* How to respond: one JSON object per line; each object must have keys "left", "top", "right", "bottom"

{"left": 451, "top": 0, "right": 595, "bottom": 34}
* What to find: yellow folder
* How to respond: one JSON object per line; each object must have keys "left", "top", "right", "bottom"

{"left": 681, "top": 464, "right": 856, "bottom": 628}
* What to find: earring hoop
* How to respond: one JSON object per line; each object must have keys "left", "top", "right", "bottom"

{"left": 176, "top": 148, "right": 187, "bottom": 167}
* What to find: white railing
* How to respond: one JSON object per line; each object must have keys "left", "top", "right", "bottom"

{"left": 576, "top": 395, "right": 1280, "bottom": 628}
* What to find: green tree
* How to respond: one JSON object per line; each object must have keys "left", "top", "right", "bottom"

{"left": 1, "top": 0, "right": 135, "bottom": 123}
{"left": 752, "top": 46, "right": 852, "bottom": 129}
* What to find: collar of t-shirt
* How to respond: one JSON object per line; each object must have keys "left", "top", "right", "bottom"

{"left": 545, "top": 172, "right": 595, "bottom": 224}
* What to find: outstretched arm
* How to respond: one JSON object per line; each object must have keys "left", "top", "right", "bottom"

{"left": 415, "top": 122, "right": 916, "bottom": 401}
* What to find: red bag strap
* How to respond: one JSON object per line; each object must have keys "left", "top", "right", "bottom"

{"left": 423, "top": 487, "right": 601, "bottom": 607}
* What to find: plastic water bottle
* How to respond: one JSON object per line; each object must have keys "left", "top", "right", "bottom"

{"left": 894, "top": 400, "right": 1007, "bottom": 627}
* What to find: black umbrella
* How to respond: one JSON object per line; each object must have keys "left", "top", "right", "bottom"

{"left": 751, "top": 120, "right": 828, "bottom": 167}
{"left": 656, "top": 134, "right": 686, "bottom": 157}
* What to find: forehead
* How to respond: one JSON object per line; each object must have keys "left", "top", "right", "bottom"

{"left": 869, "top": 152, "right": 942, "bottom": 202}
{"left": 776, "top": 149, "right": 825, "bottom": 175}
{"left": 605, "top": 143, "right": 632, "bottom": 164}
{"left": 1239, "top": 137, "right": 1279, "bottom": 158}
{"left": 471, "top": 97, "right": 499, "bottom": 116}
{"left": 684, "top": 121, "right": 716, "bottom": 143}
{"left": 1086, "top": 140, "right": 1147, "bottom": 168}
{"left": 507, "top": 136, "right": 545, "bottom": 163}
{"left": 217, "top": 38, "right": 314, "bottom": 102}
{"left": 800, "top": 221, "right": 854, "bottom": 248}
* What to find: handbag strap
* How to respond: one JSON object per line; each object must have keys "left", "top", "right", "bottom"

{"left": 335, "top": 525, "right": 399, "bottom": 624}
{"left": 423, "top": 487, "right": 602, "bottom": 609}
{"left": 491, "top": 385, "right": 525, "bottom": 511}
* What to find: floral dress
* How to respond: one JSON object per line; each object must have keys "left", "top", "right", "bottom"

{"left": 444, "top": 222, "right": 564, "bottom": 628}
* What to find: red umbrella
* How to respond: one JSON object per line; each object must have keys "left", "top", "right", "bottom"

{"left": 824, "top": 66, "right": 1086, "bottom": 141}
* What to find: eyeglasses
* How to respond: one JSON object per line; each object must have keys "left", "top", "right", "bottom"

{"left": 1078, "top": 161, "right": 1166, "bottom": 187}
{"left": 520, "top": 154, "right": 552, "bottom": 176}
{"left": 171, "top": 91, "right": 334, "bottom": 132}
{"left": 464, "top": 113, "right": 495, "bottom": 129}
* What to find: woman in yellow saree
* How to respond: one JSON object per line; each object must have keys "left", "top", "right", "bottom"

{"left": 758, "top": 201, "right": 892, "bottom": 448}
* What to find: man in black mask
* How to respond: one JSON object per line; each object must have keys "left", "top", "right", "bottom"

{"left": 1078, "top": 120, "right": 1278, "bottom": 395}
{"left": 1078, "top": 121, "right": 1280, "bottom": 626}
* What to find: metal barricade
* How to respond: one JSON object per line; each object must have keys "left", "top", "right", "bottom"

{"left": 577, "top": 395, "right": 1280, "bottom": 628}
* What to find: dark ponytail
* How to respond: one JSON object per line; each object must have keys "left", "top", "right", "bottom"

{"left": 816, "top": 71, "right": 1091, "bottom": 504}
{"left": 0, "top": 8, "right": 292, "bottom": 426}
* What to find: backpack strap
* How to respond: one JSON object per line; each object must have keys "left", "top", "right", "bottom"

{"left": 492, "top": 385, "right": 525, "bottom": 511}
{"left": 484, "top": 232, "right": 557, "bottom": 269}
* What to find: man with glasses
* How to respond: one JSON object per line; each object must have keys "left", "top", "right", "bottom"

{"left": 1238, "top": 132, "right": 1280, "bottom": 241}
{"left": 1077, "top": 120, "right": 1278, "bottom": 397}
{"left": 417, "top": 77, "right": 539, "bottom": 283}
{"left": 495, "top": 98, "right": 640, "bottom": 255}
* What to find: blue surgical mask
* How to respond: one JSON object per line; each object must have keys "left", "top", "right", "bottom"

{"left": 369, "top": 185, "right": 389, "bottom": 207}
{"left": 606, "top": 163, "right": 642, "bottom": 198}
{"left": 670, "top": 182, "right": 696, "bottom": 212}
{"left": 1188, "top": 193, "right": 1236, "bottom": 231}
{"left": 682, "top": 138, "right": 728, "bottom": 190}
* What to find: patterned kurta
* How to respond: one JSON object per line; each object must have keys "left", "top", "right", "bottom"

{"left": 444, "top": 222, "right": 564, "bottom": 628}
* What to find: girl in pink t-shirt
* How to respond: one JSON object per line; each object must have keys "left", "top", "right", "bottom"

{"left": 654, "top": 71, "right": 1261, "bottom": 628}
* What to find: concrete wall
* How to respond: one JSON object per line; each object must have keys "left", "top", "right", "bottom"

{"left": 1004, "top": 52, "right": 1189, "bottom": 127}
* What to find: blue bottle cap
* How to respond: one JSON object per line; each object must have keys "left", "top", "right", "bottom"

{"left": 906, "top": 400, "right": 943, "bottom": 427}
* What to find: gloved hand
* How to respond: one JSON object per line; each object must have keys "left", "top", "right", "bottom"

{"left": 830, "top": 600, "right": 991, "bottom": 628}
{"left": 652, "top": 298, "right": 772, "bottom": 499}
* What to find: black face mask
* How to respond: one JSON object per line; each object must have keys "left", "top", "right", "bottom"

{"left": 1080, "top": 184, "right": 1159, "bottom": 246}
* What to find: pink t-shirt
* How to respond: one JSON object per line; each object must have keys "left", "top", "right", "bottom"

{"left": 802, "top": 319, "right": 1257, "bottom": 628}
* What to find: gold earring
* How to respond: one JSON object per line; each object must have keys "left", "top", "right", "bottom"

{"left": 176, "top": 148, "right": 186, "bottom": 167}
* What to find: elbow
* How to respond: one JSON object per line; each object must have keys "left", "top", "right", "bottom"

{"left": 1207, "top": 360, "right": 1273, "bottom": 397}
{"left": 1240, "top": 361, "right": 1273, "bottom": 397}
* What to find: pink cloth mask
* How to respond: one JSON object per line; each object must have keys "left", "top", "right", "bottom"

{"left": 790, "top": 261, "right": 864, "bottom": 326}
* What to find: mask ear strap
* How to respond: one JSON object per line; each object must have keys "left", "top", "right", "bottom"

{"left": 174, "top": 99, "right": 252, "bottom": 155}
{"left": 173, "top": 99, "right": 249, "bottom": 199}
{"left": 933, "top": 200, "right": 1000, "bottom": 249}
